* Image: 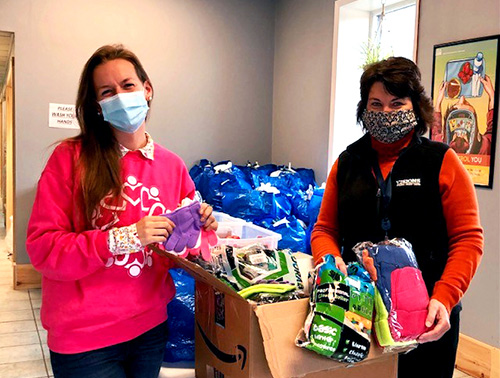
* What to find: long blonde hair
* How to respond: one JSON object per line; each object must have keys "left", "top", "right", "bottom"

{"left": 74, "top": 44, "right": 153, "bottom": 224}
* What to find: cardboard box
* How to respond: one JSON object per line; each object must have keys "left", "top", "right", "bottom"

{"left": 153, "top": 247, "right": 398, "bottom": 378}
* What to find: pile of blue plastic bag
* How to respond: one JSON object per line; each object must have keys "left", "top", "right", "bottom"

{"left": 189, "top": 159, "right": 325, "bottom": 254}
{"left": 164, "top": 160, "right": 325, "bottom": 363}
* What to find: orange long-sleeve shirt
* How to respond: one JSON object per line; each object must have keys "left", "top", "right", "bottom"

{"left": 311, "top": 132, "right": 483, "bottom": 313}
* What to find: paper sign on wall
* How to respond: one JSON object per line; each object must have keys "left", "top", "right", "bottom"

{"left": 48, "top": 103, "right": 79, "bottom": 130}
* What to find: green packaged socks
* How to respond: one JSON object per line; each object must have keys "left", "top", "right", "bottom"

{"left": 296, "top": 255, "right": 374, "bottom": 363}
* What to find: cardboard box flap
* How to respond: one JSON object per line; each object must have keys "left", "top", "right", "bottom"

{"left": 254, "top": 298, "right": 394, "bottom": 378}
{"left": 151, "top": 245, "right": 246, "bottom": 302}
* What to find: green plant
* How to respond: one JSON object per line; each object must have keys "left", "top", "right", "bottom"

{"left": 360, "top": 38, "right": 393, "bottom": 69}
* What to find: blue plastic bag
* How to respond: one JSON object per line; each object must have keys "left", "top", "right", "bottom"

{"left": 291, "top": 190, "right": 310, "bottom": 225}
{"left": 273, "top": 192, "right": 293, "bottom": 220}
{"left": 164, "top": 268, "right": 195, "bottom": 362}
{"left": 307, "top": 187, "right": 324, "bottom": 224}
{"left": 248, "top": 164, "right": 279, "bottom": 188}
{"left": 189, "top": 160, "right": 253, "bottom": 210}
{"left": 221, "top": 190, "right": 275, "bottom": 222}
{"left": 260, "top": 166, "right": 316, "bottom": 195}
{"left": 265, "top": 216, "right": 307, "bottom": 252}
{"left": 296, "top": 168, "right": 317, "bottom": 190}
{"left": 305, "top": 187, "right": 325, "bottom": 254}
{"left": 221, "top": 189, "right": 292, "bottom": 222}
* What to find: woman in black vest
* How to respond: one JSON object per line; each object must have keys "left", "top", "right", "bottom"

{"left": 311, "top": 57, "right": 483, "bottom": 378}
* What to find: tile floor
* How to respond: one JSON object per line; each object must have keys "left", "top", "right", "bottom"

{"left": 0, "top": 226, "right": 473, "bottom": 378}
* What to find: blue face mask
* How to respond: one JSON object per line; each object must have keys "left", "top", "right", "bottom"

{"left": 99, "top": 91, "right": 149, "bottom": 133}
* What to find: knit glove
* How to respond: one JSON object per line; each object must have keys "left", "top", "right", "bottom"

{"left": 390, "top": 267, "right": 429, "bottom": 340}
{"left": 184, "top": 228, "right": 218, "bottom": 261}
{"left": 162, "top": 202, "right": 203, "bottom": 253}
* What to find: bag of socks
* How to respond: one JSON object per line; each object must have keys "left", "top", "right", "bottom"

{"left": 295, "top": 255, "right": 374, "bottom": 363}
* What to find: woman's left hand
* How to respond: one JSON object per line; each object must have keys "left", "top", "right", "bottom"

{"left": 199, "top": 202, "right": 218, "bottom": 231}
{"left": 417, "top": 298, "right": 450, "bottom": 343}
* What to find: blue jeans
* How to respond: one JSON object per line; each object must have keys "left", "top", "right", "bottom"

{"left": 50, "top": 321, "right": 168, "bottom": 378}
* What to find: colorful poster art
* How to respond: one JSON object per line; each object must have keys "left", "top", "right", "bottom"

{"left": 431, "top": 35, "right": 500, "bottom": 188}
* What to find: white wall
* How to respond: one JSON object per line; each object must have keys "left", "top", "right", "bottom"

{"left": 417, "top": 0, "right": 500, "bottom": 347}
{"left": 0, "top": 0, "right": 276, "bottom": 264}
{"left": 272, "top": 0, "right": 335, "bottom": 184}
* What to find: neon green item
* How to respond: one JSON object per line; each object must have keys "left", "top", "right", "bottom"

{"left": 373, "top": 287, "right": 416, "bottom": 348}
{"left": 237, "top": 283, "right": 296, "bottom": 299}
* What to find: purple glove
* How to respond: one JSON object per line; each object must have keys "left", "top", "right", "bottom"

{"left": 161, "top": 202, "right": 203, "bottom": 253}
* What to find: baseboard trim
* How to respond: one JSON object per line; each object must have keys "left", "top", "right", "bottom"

{"left": 456, "top": 333, "right": 499, "bottom": 378}
{"left": 13, "top": 263, "right": 41, "bottom": 289}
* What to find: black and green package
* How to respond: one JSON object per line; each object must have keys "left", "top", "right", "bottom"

{"left": 295, "top": 255, "right": 374, "bottom": 363}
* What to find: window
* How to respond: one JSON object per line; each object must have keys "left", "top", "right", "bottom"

{"left": 370, "top": 1, "right": 417, "bottom": 60}
{"left": 329, "top": 0, "right": 418, "bottom": 169}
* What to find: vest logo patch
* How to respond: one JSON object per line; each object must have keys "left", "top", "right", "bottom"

{"left": 396, "top": 178, "right": 421, "bottom": 187}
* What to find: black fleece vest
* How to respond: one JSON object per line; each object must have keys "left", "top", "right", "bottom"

{"left": 337, "top": 134, "right": 449, "bottom": 294}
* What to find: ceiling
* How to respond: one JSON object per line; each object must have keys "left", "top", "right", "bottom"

{"left": 0, "top": 31, "right": 14, "bottom": 96}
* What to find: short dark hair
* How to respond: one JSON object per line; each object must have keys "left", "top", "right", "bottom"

{"left": 356, "top": 57, "right": 434, "bottom": 135}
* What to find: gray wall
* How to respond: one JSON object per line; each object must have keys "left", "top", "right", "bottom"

{"left": 417, "top": 0, "right": 500, "bottom": 347}
{"left": 0, "top": 0, "right": 275, "bottom": 264}
{"left": 272, "top": 0, "right": 334, "bottom": 184}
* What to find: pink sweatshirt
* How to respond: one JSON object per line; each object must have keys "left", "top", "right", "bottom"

{"left": 26, "top": 139, "right": 195, "bottom": 353}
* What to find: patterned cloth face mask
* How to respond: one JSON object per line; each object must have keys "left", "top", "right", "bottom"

{"left": 362, "top": 109, "right": 418, "bottom": 144}
{"left": 99, "top": 91, "right": 149, "bottom": 133}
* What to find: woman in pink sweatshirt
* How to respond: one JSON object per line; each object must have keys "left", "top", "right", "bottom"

{"left": 26, "top": 44, "right": 217, "bottom": 378}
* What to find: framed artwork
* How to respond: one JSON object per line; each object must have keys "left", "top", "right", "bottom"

{"left": 431, "top": 35, "right": 500, "bottom": 188}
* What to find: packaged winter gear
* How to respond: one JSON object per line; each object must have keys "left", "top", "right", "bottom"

{"left": 296, "top": 255, "right": 374, "bottom": 363}
{"left": 391, "top": 266, "right": 429, "bottom": 340}
{"left": 211, "top": 244, "right": 304, "bottom": 292}
{"left": 353, "top": 238, "right": 429, "bottom": 343}
{"left": 372, "top": 287, "right": 417, "bottom": 349}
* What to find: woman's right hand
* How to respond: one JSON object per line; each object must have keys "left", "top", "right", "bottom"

{"left": 335, "top": 256, "right": 348, "bottom": 275}
{"left": 135, "top": 216, "right": 176, "bottom": 246}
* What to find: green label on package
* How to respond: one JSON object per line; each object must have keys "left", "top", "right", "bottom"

{"left": 298, "top": 258, "right": 374, "bottom": 363}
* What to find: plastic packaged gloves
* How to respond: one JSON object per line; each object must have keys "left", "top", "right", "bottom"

{"left": 353, "top": 238, "right": 429, "bottom": 345}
